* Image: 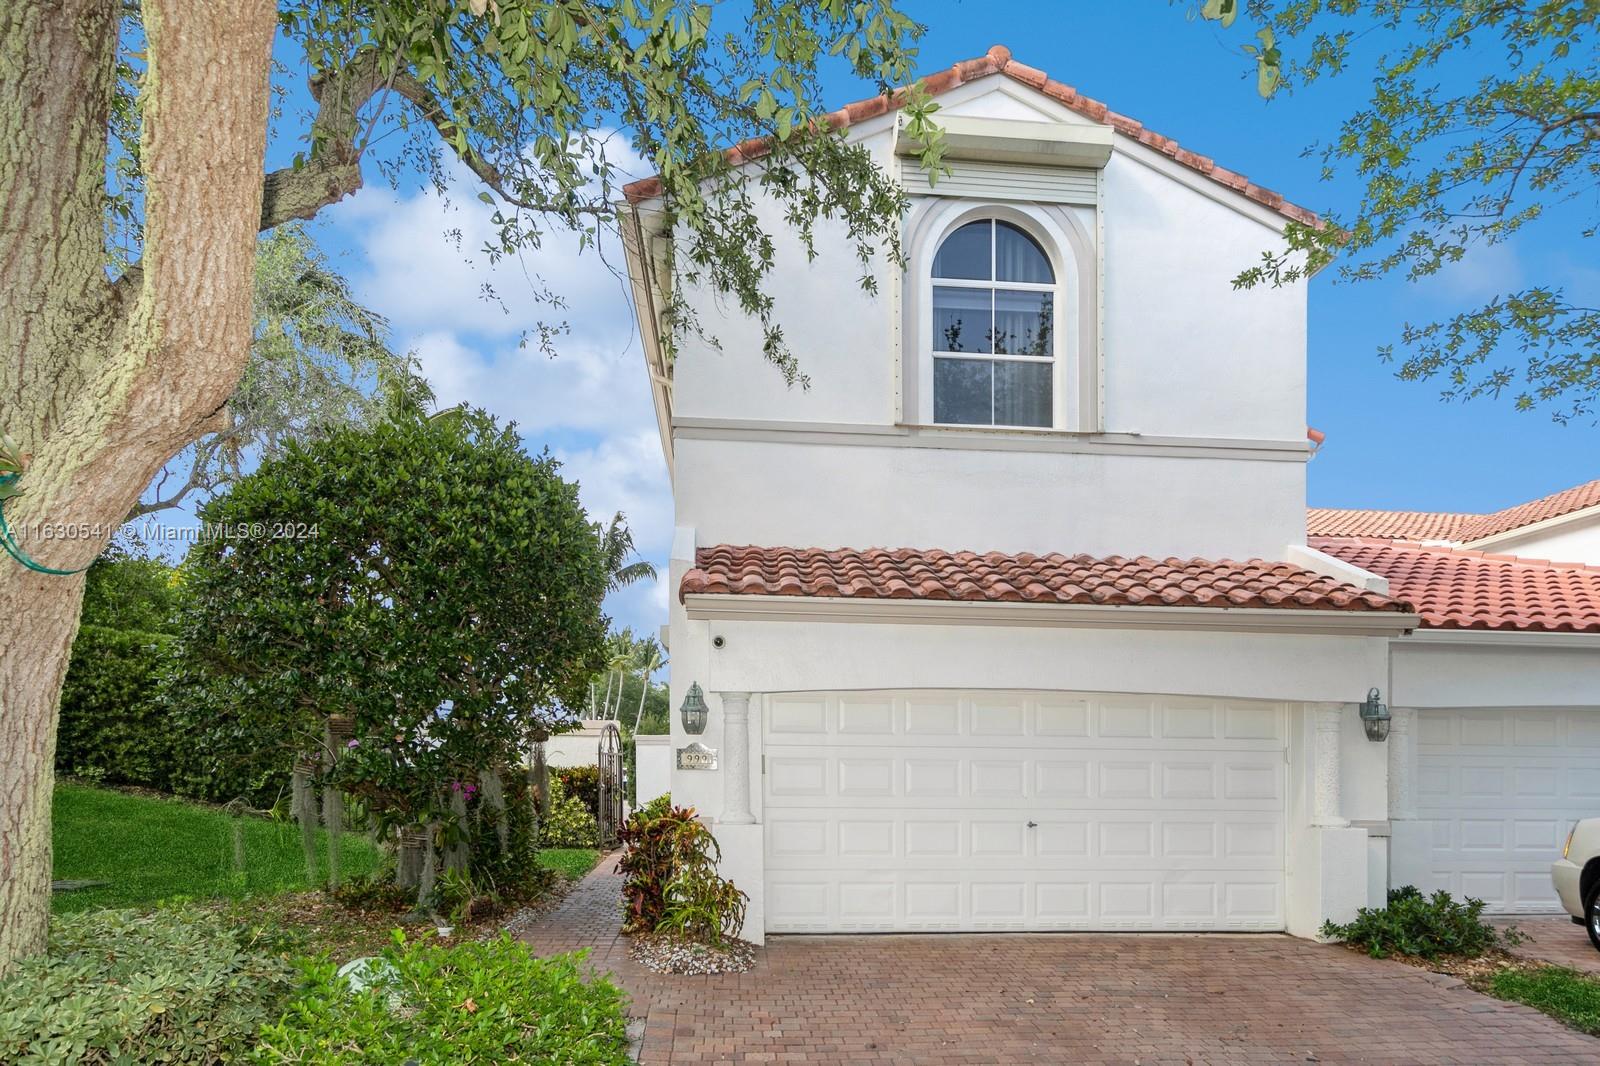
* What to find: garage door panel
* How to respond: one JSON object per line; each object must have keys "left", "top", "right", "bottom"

{"left": 765, "top": 692, "right": 1287, "bottom": 932}
{"left": 1417, "top": 707, "right": 1600, "bottom": 913}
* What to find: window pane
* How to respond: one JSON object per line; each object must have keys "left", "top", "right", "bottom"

{"left": 933, "top": 358, "right": 993, "bottom": 425}
{"left": 993, "top": 289, "right": 1054, "bottom": 356}
{"left": 995, "top": 221, "right": 1053, "bottom": 283}
{"left": 932, "top": 285, "right": 992, "bottom": 354}
{"left": 932, "top": 221, "right": 991, "bottom": 280}
{"left": 994, "top": 360, "right": 1052, "bottom": 427}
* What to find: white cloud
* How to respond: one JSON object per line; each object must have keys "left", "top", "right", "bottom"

{"left": 1426, "top": 240, "right": 1523, "bottom": 302}
{"left": 407, "top": 329, "right": 653, "bottom": 438}
{"left": 555, "top": 428, "right": 673, "bottom": 548}
{"left": 328, "top": 152, "right": 672, "bottom": 634}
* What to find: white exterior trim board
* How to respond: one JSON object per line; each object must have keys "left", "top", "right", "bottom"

{"left": 671, "top": 416, "right": 1311, "bottom": 462}
{"left": 683, "top": 593, "right": 1420, "bottom": 637}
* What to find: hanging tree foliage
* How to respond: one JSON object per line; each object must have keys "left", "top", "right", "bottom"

{"left": 1, "top": 0, "right": 937, "bottom": 968}
{"left": 1192, "top": 0, "right": 1600, "bottom": 420}
{"left": 168, "top": 406, "right": 611, "bottom": 895}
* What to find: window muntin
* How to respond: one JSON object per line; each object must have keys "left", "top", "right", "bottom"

{"left": 929, "top": 220, "right": 1056, "bottom": 427}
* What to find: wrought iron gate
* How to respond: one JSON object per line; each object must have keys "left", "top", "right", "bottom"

{"left": 596, "top": 723, "right": 624, "bottom": 849}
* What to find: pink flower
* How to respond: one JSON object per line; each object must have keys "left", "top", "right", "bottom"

{"left": 346, "top": 739, "right": 360, "bottom": 749}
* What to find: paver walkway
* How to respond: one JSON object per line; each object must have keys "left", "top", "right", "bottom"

{"left": 1496, "top": 915, "right": 1600, "bottom": 975}
{"left": 524, "top": 858, "right": 1600, "bottom": 1064}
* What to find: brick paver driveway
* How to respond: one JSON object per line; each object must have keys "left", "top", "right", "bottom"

{"left": 1495, "top": 916, "right": 1600, "bottom": 975}
{"left": 524, "top": 860, "right": 1600, "bottom": 1064}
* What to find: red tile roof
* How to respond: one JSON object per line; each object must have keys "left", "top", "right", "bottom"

{"left": 1306, "top": 508, "right": 1476, "bottom": 542}
{"left": 1313, "top": 537, "right": 1600, "bottom": 633}
{"left": 1470, "top": 478, "right": 1600, "bottom": 539}
{"left": 682, "top": 545, "right": 1405, "bottom": 613}
{"left": 623, "top": 45, "right": 1320, "bottom": 227}
{"left": 1308, "top": 478, "right": 1600, "bottom": 545}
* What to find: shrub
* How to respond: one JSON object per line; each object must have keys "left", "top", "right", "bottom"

{"left": 553, "top": 764, "right": 601, "bottom": 812}
{"left": 617, "top": 803, "right": 747, "bottom": 943}
{"left": 56, "top": 626, "right": 177, "bottom": 789}
{"left": 539, "top": 776, "right": 599, "bottom": 849}
{"left": 0, "top": 908, "right": 298, "bottom": 1064}
{"left": 253, "top": 935, "right": 630, "bottom": 1064}
{"left": 1321, "top": 885, "right": 1518, "bottom": 959}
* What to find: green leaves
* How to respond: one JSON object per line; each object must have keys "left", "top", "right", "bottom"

{"left": 254, "top": 939, "right": 630, "bottom": 1064}
{"left": 1198, "top": 0, "right": 1600, "bottom": 420}
{"left": 170, "top": 406, "right": 610, "bottom": 849}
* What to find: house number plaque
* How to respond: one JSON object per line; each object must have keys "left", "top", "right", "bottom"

{"left": 676, "top": 742, "right": 719, "bottom": 771}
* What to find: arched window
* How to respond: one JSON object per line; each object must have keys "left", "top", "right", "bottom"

{"left": 930, "top": 219, "right": 1057, "bottom": 427}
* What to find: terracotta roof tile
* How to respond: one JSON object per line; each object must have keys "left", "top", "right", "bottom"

{"left": 681, "top": 545, "right": 1406, "bottom": 613}
{"left": 1469, "top": 479, "right": 1600, "bottom": 539}
{"left": 1306, "top": 508, "right": 1477, "bottom": 542}
{"left": 1307, "top": 478, "right": 1600, "bottom": 544}
{"left": 1313, "top": 537, "right": 1600, "bottom": 633}
{"left": 623, "top": 44, "right": 1320, "bottom": 227}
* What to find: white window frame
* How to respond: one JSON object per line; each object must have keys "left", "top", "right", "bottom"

{"left": 901, "top": 199, "right": 1096, "bottom": 433}
{"left": 929, "top": 218, "right": 1059, "bottom": 428}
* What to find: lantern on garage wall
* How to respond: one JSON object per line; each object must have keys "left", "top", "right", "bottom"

{"left": 1359, "top": 687, "right": 1391, "bottom": 741}
{"left": 679, "top": 682, "right": 709, "bottom": 735}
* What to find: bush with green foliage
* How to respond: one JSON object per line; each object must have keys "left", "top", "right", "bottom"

{"left": 56, "top": 626, "right": 176, "bottom": 788}
{"left": 1321, "top": 885, "right": 1519, "bottom": 959}
{"left": 0, "top": 908, "right": 298, "bottom": 1064}
{"left": 552, "top": 764, "right": 601, "bottom": 813}
{"left": 538, "top": 776, "right": 599, "bottom": 849}
{"left": 617, "top": 801, "right": 746, "bottom": 944}
{"left": 253, "top": 935, "right": 629, "bottom": 1064}
{"left": 168, "top": 407, "right": 611, "bottom": 886}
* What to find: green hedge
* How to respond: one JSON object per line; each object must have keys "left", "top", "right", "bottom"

{"left": 56, "top": 625, "right": 178, "bottom": 790}
{"left": 56, "top": 625, "right": 287, "bottom": 806}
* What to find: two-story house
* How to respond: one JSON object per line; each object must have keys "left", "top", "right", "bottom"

{"left": 620, "top": 46, "right": 1600, "bottom": 943}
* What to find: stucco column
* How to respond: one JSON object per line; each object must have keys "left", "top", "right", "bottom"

{"left": 1312, "top": 702, "right": 1348, "bottom": 828}
{"left": 719, "top": 691, "right": 755, "bottom": 824}
{"left": 1388, "top": 707, "right": 1418, "bottom": 821}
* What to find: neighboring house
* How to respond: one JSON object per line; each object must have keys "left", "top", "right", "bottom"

{"left": 620, "top": 46, "right": 1600, "bottom": 944}
{"left": 1309, "top": 481, "right": 1600, "bottom": 913}
{"left": 543, "top": 719, "right": 612, "bottom": 768}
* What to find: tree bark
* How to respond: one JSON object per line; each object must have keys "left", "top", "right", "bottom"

{"left": 0, "top": 0, "right": 277, "bottom": 972}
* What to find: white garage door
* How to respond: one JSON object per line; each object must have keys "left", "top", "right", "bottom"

{"left": 1416, "top": 707, "right": 1600, "bottom": 913}
{"left": 763, "top": 691, "right": 1286, "bottom": 932}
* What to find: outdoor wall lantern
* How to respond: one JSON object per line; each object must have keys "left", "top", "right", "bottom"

{"left": 1359, "top": 687, "right": 1391, "bottom": 742}
{"left": 679, "top": 682, "right": 709, "bottom": 735}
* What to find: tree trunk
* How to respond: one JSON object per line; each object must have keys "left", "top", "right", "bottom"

{"left": 0, "top": 0, "right": 277, "bottom": 973}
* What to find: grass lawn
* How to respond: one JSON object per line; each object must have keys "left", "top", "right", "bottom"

{"left": 52, "top": 782, "right": 381, "bottom": 914}
{"left": 537, "top": 847, "right": 600, "bottom": 881}
{"left": 1487, "top": 966, "right": 1600, "bottom": 1035}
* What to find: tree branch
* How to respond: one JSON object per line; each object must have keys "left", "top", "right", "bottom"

{"left": 259, "top": 50, "right": 389, "bottom": 231}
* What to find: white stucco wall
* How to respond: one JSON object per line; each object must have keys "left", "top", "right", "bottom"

{"left": 664, "top": 75, "right": 1310, "bottom": 564}
{"left": 633, "top": 734, "right": 672, "bottom": 806}
{"left": 1391, "top": 635, "right": 1600, "bottom": 709}
{"left": 1473, "top": 512, "right": 1600, "bottom": 566}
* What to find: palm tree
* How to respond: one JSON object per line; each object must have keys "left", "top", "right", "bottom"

{"left": 598, "top": 512, "right": 657, "bottom": 592}
{"left": 632, "top": 639, "right": 667, "bottom": 733}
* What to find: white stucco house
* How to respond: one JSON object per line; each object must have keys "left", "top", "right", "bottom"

{"left": 618, "top": 46, "right": 1600, "bottom": 944}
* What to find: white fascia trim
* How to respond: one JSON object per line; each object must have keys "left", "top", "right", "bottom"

{"left": 671, "top": 416, "right": 1310, "bottom": 463}
{"left": 1397, "top": 628, "right": 1600, "bottom": 650}
{"left": 682, "top": 593, "right": 1420, "bottom": 637}
{"left": 1284, "top": 543, "right": 1390, "bottom": 595}
{"left": 895, "top": 114, "right": 1114, "bottom": 169}
{"left": 620, "top": 203, "right": 675, "bottom": 476}
{"left": 1463, "top": 503, "right": 1600, "bottom": 551}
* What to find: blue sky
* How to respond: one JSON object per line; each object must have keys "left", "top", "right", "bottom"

{"left": 272, "top": 2, "right": 1599, "bottom": 637}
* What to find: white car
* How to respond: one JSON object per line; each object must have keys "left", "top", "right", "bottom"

{"left": 1554, "top": 818, "right": 1600, "bottom": 951}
